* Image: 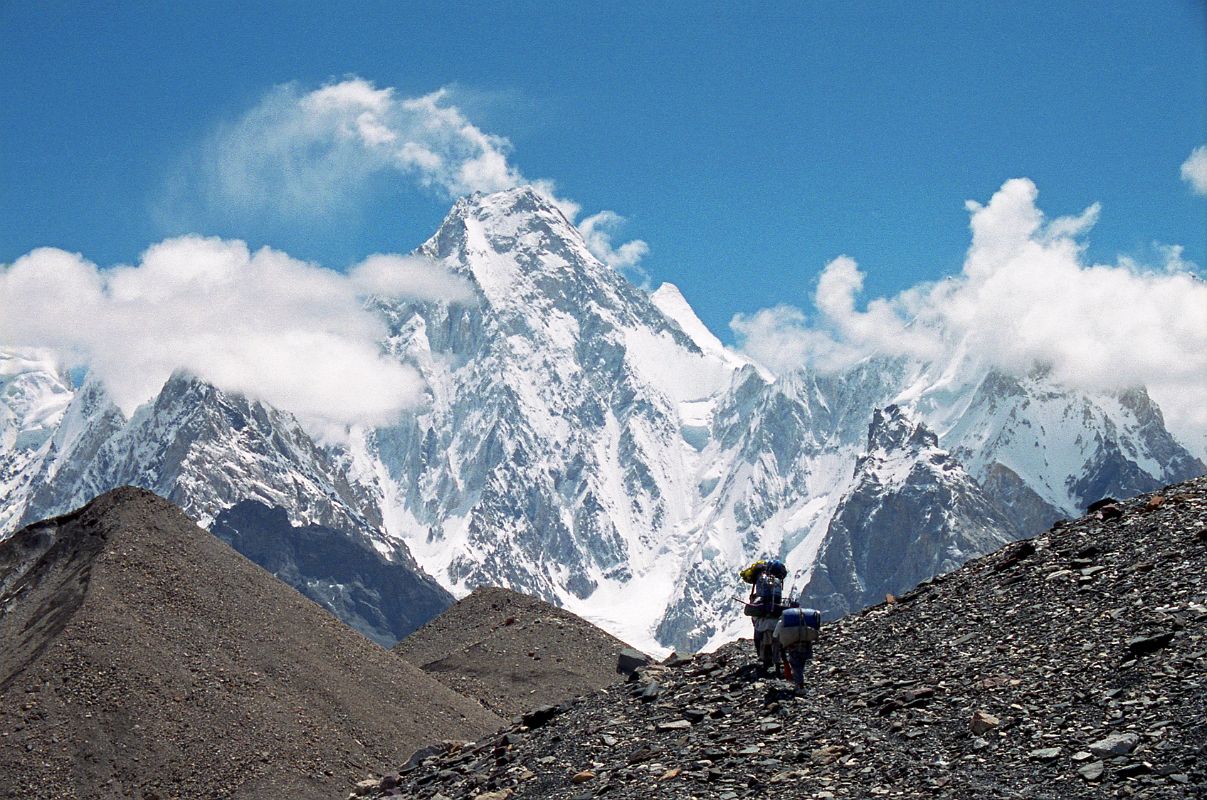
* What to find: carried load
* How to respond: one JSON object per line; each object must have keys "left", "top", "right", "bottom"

{"left": 777, "top": 606, "right": 821, "bottom": 646}
{"left": 739, "top": 558, "right": 787, "bottom": 584}
{"left": 744, "top": 571, "right": 785, "bottom": 618}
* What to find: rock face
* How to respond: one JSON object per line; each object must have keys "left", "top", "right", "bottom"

{"left": 357, "top": 476, "right": 1207, "bottom": 799}
{"left": 211, "top": 500, "right": 452, "bottom": 646}
{"left": 394, "top": 585, "right": 643, "bottom": 719}
{"left": 0, "top": 488, "right": 502, "bottom": 800}
{"left": 800, "top": 406, "right": 1018, "bottom": 617}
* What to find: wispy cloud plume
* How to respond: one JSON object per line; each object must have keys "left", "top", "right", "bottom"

{"left": 1181, "top": 145, "right": 1207, "bottom": 195}
{"left": 579, "top": 210, "right": 650, "bottom": 281}
{"left": 186, "top": 77, "right": 644, "bottom": 269}
{"left": 732, "top": 178, "right": 1207, "bottom": 451}
{"left": 0, "top": 238, "right": 474, "bottom": 436}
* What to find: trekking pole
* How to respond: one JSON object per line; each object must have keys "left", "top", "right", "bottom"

{"left": 785, "top": 568, "right": 802, "bottom": 604}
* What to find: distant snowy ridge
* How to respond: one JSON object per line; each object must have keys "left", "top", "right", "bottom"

{"left": 2, "top": 186, "right": 1202, "bottom": 654}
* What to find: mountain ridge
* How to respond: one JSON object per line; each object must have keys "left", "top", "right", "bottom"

{"left": 0, "top": 486, "right": 502, "bottom": 800}
{"left": 2, "top": 186, "right": 1202, "bottom": 652}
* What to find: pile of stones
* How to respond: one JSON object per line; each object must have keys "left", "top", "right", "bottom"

{"left": 350, "top": 477, "right": 1206, "bottom": 799}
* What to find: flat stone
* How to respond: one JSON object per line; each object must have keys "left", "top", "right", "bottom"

{"left": 657, "top": 720, "right": 692, "bottom": 731}
{"left": 811, "top": 745, "right": 845, "bottom": 765}
{"left": 1088, "top": 732, "right": 1140, "bottom": 757}
{"left": 1126, "top": 633, "right": 1175, "bottom": 656}
{"left": 1115, "top": 762, "right": 1150, "bottom": 779}
{"left": 570, "top": 770, "right": 596, "bottom": 784}
{"left": 476, "top": 791, "right": 513, "bottom": 800}
{"left": 1029, "top": 747, "right": 1061, "bottom": 761}
{"left": 1078, "top": 760, "right": 1105, "bottom": 781}
{"left": 1086, "top": 497, "right": 1119, "bottom": 513}
{"left": 520, "top": 705, "right": 561, "bottom": 729}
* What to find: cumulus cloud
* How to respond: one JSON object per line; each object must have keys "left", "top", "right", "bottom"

{"left": 732, "top": 178, "right": 1207, "bottom": 452}
{"left": 0, "top": 237, "right": 474, "bottom": 437}
{"left": 1181, "top": 145, "right": 1207, "bottom": 195}
{"left": 190, "top": 77, "right": 641, "bottom": 269}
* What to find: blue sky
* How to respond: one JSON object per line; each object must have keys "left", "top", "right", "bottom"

{"left": 2, "top": 1, "right": 1205, "bottom": 341}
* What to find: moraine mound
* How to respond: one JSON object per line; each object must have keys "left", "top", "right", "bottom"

{"left": 0, "top": 487, "right": 502, "bottom": 800}
{"left": 357, "top": 477, "right": 1206, "bottom": 799}
{"left": 394, "top": 585, "right": 646, "bottom": 719}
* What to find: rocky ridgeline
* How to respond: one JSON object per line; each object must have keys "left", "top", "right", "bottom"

{"left": 350, "top": 477, "right": 1206, "bottom": 799}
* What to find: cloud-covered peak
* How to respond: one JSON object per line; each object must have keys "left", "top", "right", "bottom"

{"left": 176, "top": 77, "right": 645, "bottom": 271}
{"left": 0, "top": 237, "right": 476, "bottom": 438}
{"left": 732, "top": 178, "right": 1207, "bottom": 456}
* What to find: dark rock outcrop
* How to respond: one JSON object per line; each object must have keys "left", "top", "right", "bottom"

{"left": 211, "top": 500, "right": 452, "bottom": 646}
{"left": 801, "top": 406, "right": 1018, "bottom": 617}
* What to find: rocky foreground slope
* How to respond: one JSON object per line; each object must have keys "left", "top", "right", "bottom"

{"left": 0, "top": 488, "right": 502, "bottom": 800}
{"left": 395, "top": 586, "right": 643, "bottom": 720}
{"left": 354, "top": 477, "right": 1206, "bottom": 799}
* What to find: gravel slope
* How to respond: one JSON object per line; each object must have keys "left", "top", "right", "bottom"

{"left": 0, "top": 487, "right": 503, "bottom": 800}
{"left": 394, "top": 586, "right": 643, "bottom": 720}
{"left": 358, "top": 476, "right": 1206, "bottom": 799}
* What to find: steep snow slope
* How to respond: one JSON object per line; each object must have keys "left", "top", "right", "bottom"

{"left": 0, "top": 351, "right": 73, "bottom": 533}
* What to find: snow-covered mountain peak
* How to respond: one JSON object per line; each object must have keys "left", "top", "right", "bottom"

{"left": 867, "top": 404, "right": 939, "bottom": 456}
{"left": 851, "top": 404, "right": 958, "bottom": 495}
{"left": 650, "top": 283, "right": 768, "bottom": 378}
{"left": 422, "top": 186, "right": 593, "bottom": 279}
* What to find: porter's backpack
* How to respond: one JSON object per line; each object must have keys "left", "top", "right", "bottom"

{"left": 740, "top": 558, "right": 788, "bottom": 584}
{"left": 778, "top": 607, "right": 821, "bottom": 646}
{"left": 744, "top": 573, "right": 783, "bottom": 618}
{"left": 739, "top": 560, "right": 768, "bottom": 584}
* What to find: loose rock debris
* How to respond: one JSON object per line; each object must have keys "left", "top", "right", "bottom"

{"left": 353, "top": 477, "right": 1207, "bottom": 799}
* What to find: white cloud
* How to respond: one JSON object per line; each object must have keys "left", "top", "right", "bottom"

{"left": 729, "top": 305, "right": 822, "bottom": 374}
{"left": 349, "top": 254, "right": 475, "bottom": 303}
{"left": 190, "top": 77, "right": 641, "bottom": 269}
{"left": 0, "top": 237, "right": 475, "bottom": 437}
{"left": 732, "top": 178, "right": 1207, "bottom": 452}
{"left": 579, "top": 211, "right": 650, "bottom": 275}
{"left": 1181, "top": 145, "right": 1207, "bottom": 195}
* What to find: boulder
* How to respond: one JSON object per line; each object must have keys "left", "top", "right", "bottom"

{"left": 617, "top": 647, "right": 651, "bottom": 675}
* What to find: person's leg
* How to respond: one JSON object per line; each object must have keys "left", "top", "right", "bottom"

{"left": 788, "top": 647, "right": 805, "bottom": 689}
